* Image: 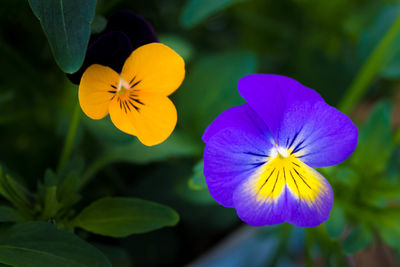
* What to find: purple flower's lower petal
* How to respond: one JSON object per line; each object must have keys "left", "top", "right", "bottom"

{"left": 238, "top": 74, "right": 324, "bottom": 137}
{"left": 277, "top": 101, "right": 358, "bottom": 167}
{"left": 202, "top": 104, "right": 271, "bottom": 143}
{"left": 67, "top": 31, "right": 132, "bottom": 84}
{"left": 232, "top": 156, "right": 333, "bottom": 227}
{"left": 204, "top": 128, "right": 274, "bottom": 207}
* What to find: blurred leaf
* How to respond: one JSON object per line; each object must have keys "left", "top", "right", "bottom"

{"left": 178, "top": 179, "right": 215, "bottom": 205}
{"left": 351, "top": 101, "right": 392, "bottom": 175}
{"left": 28, "top": 0, "right": 96, "bottom": 73}
{"left": 83, "top": 115, "right": 134, "bottom": 145}
{"left": 177, "top": 51, "right": 258, "bottom": 138}
{"left": 325, "top": 204, "right": 345, "bottom": 239}
{"left": 188, "top": 160, "right": 206, "bottom": 190}
{"left": 0, "top": 222, "right": 110, "bottom": 267}
{"left": 376, "top": 207, "right": 400, "bottom": 250}
{"left": 359, "top": 4, "right": 400, "bottom": 78}
{"left": 91, "top": 15, "right": 107, "bottom": 34}
{"left": 159, "top": 34, "right": 194, "bottom": 62}
{"left": 0, "top": 206, "right": 24, "bottom": 223}
{"left": 342, "top": 225, "right": 373, "bottom": 254}
{"left": 181, "top": 0, "right": 243, "bottom": 28}
{"left": 102, "top": 131, "right": 202, "bottom": 164}
{"left": 75, "top": 197, "right": 179, "bottom": 237}
{"left": 94, "top": 244, "right": 132, "bottom": 267}
{"left": 0, "top": 167, "right": 32, "bottom": 217}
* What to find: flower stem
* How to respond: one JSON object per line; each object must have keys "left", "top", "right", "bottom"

{"left": 57, "top": 102, "right": 81, "bottom": 173}
{"left": 339, "top": 13, "right": 400, "bottom": 114}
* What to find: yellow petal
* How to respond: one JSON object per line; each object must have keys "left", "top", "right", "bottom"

{"left": 108, "top": 95, "right": 138, "bottom": 136}
{"left": 120, "top": 43, "right": 185, "bottom": 96}
{"left": 108, "top": 92, "right": 177, "bottom": 146}
{"left": 79, "top": 64, "right": 120, "bottom": 119}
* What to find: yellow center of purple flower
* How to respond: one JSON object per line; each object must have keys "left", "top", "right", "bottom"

{"left": 251, "top": 147, "right": 324, "bottom": 203}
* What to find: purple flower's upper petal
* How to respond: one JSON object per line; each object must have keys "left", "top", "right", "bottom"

{"left": 67, "top": 11, "right": 158, "bottom": 84}
{"left": 204, "top": 127, "right": 274, "bottom": 207}
{"left": 202, "top": 104, "right": 271, "bottom": 143}
{"left": 67, "top": 31, "right": 132, "bottom": 84}
{"left": 105, "top": 11, "right": 158, "bottom": 50}
{"left": 277, "top": 101, "right": 358, "bottom": 167}
{"left": 238, "top": 74, "right": 324, "bottom": 137}
{"left": 232, "top": 156, "right": 333, "bottom": 227}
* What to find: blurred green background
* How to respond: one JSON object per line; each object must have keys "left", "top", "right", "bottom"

{"left": 1, "top": 0, "right": 400, "bottom": 266}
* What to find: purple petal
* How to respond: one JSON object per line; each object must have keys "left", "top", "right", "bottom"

{"left": 203, "top": 128, "right": 274, "bottom": 207}
{"left": 105, "top": 11, "right": 159, "bottom": 50}
{"left": 232, "top": 160, "right": 333, "bottom": 227}
{"left": 238, "top": 74, "right": 324, "bottom": 137}
{"left": 202, "top": 104, "right": 271, "bottom": 143}
{"left": 277, "top": 101, "right": 358, "bottom": 167}
{"left": 67, "top": 31, "right": 132, "bottom": 84}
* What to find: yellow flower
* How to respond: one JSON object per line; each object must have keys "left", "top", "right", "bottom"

{"left": 78, "top": 43, "right": 185, "bottom": 146}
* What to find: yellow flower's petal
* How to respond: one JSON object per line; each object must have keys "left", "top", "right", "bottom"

{"left": 134, "top": 94, "right": 177, "bottom": 146}
{"left": 79, "top": 64, "right": 120, "bottom": 119}
{"left": 108, "top": 96, "right": 137, "bottom": 136}
{"left": 120, "top": 43, "right": 185, "bottom": 96}
{"left": 108, "top": 92, "right": 177, "bottom": 146}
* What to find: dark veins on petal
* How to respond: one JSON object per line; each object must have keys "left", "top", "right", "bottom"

{"left": 67, "top": 11, "right": 158, "bottom": 84}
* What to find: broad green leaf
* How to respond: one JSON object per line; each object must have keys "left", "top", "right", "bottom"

{"left": 28, "top": 0, "right": 97, "bottom": 73}
{"left": 0, "top": 206, "right": 24, "bottom": 223}
{"left": 176, "top": 51, "right": 258, "bottom": 138}
{"left": 181, "top": 0, "right": 243, "bottom": 28}
{"left": 188, "top": 160, "right": 206, "bottom": 190}
{"left": 359, "top": 5, "right": 400, "bottom": 78}
{"left": 75, "top": 197, "right": 179, "bottom": 237}
{"left": 351, "top": 101, "right": 392, "bottom": 175}
{"left": 342, "top": 225, "right": 373, "bottom": 254}
{"left": 324, "top": 205, "right": 345, "bottom": 239}
{"left": 0, "top": 222, "right": 110, "bottom": 267}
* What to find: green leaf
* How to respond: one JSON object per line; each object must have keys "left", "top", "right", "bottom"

{"left": 176, "top": 51, "right": 258, "bottom": 138}
{"left": 0, "top": 167, "right": 32, "bottom": 217}
{"left": 159, "top": 34, "right": 194, "bottom": 62}
{"left": 342, "top": 225, "right": 373, "bottom": 254}
{"left": 359, "top": 5, "right": 400, "bottom": 78}
{"left": 180, "top": 0, "right": 243, "bottom": 28}
{"left": 0, "top": 206, "right": 24, "bottom": 223}
{"left": 324, "top": 204, "right": 345, "bottom": 239}
{"left": 93, "top": 244, "right": 132, "bottom": 267}
{"left": 0, "top": 222, "right": 110, "bottom": 267}
{"left": 375, "top": 207, "right": 400, "bottom": 250}
{"left": 351, "top": 101, "right": 392, "bottom": 175}
{"left": 188, "top": 160, "right": 206, "bottom": 190}
{"left": 28, "top": 0, "right": 97, "bottom": 73}
{"left": 75, "top": 197, "right": 179, "bottom": 237}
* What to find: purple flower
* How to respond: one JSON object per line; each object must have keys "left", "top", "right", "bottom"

{"left": 202, "top": 74, "right": 358, "bottom": 227}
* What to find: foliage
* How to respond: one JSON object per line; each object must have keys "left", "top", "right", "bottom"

{"left": 1, "top": 0, "right": 400, "bottom": 266}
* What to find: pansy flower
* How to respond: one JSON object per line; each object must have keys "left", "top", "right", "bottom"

{"left": 68, "top": 11, "right": 158, "bottom": 84}
{"left": 202, "top": 74, "right": 358, "bottom": 227}
{"left": 73, "top": 11, "right": 185, "bottom": 146}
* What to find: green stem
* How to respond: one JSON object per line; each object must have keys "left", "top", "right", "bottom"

{"left": 57, "top": 103, "right": 81, "bottom": 173}
{"left": 339, "top": 13, "right": 400, "bottom": 114}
